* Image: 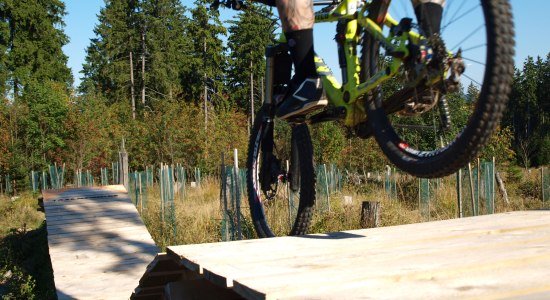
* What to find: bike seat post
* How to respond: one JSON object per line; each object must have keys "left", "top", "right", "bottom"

{"left": 264, "top": 46, "right": 276, "bottom": 106}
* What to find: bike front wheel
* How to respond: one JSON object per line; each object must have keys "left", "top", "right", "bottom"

{"left": 246, "top": 105, "right": 316, "bottom": 237}
{"left": 362, "top": 0, "right": 515, "bottom": 178}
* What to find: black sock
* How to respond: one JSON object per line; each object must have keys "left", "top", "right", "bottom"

{"left": 414, "top": 3, "right": 443, "bottom": 36}
{"left": 285, "top": 29, "right": 317, "bottom": 83}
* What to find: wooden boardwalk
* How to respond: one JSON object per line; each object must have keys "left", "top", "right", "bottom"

{"left": 43, "top": 185, "right": 158, "bottom": 300}
{"left": 134, "top": 211, "right": 550, "bottom": 299}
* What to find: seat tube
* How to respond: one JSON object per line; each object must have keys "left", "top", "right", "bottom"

{"left": 264, "top": 48, "right": 275, "bottom": 106}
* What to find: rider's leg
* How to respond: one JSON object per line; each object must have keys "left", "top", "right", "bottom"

{"left": 275, "top": 0, "right": 327, "bottom": 119}
{"left": 412, "top": 0, "right": 445, "bottom": 36}
{"left": 404, "top": 0, "right": 445, "bottom": 115}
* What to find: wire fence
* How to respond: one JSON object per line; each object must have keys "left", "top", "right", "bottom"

{"left": 456, "top": 160, "right": 496, "bottom": 217}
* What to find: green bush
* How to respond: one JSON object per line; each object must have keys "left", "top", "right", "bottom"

{"left": 507, "top": 165, "right": 524, "bottom": 182}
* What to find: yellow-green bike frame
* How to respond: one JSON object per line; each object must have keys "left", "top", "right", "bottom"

{"left": 266, "top": 0, "right": 425, "bottom": 127}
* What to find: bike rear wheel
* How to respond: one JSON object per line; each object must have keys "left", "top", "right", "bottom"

{"left": 362, "top": 0, "right": 515, "bottom": 178}
{"left": 246, "top": 105, "right": 316, "bottom": 237}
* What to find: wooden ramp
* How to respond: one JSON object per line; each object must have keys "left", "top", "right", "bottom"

{"left": 133, "top": 211, "right": 550, "bottom": 299}
{"left": 43, "top": 185, "right": 158, "bottom": 300}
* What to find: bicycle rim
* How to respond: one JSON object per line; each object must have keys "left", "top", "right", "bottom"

{"left": 246, "top": 106, "right": 316, "bottom": 237}
{"left": 362, "top": 0, "right": 514, "bottom": 178}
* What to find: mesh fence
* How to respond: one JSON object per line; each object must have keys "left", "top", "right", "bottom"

{"left": 457, "top": 161, "right": 495, "bottom": 217}
{"left": 129, "top": 171, "right": 148, "bottom": 211}
{"left": 385, "top": 167, "right": 398, "bottom": 200}
{"left": 316, "top": 164, "right": 344, "bottom": 213}
{"left": 419, "top": 178, "right": 430, "bottom": 220}
{"left": 220, "top": 166, "right": 252, "bottom": 241}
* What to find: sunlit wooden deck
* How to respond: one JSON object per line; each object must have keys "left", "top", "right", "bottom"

{"left": 43, "top": 185, "right": 158, "bottom": 299}
{"left": 134, "top": 211, "right": 550, "bottom": 299}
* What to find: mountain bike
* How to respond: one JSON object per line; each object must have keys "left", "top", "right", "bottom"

{"left": 217, "top": 0, "right": 514, "bottom": 237}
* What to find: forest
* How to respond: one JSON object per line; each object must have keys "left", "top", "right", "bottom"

{"left": 0, "top": 0, "right": 549, "bottom": 191}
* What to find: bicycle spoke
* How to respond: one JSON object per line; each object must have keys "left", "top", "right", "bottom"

{"left": 442, "top": 0, "right": 455, "bottom": 26}
{"left": 462, "top": 73, "right": 483, "bottom": 87}
{"left": 442, "top": 5, "right": 480, "bottom": 33}
{"left": 451, "top": 24, "right": 485, "bottom": 51}
{"left": 443, "top": 0, "right": 467, "bottom": 32}
{"left": 462, "top": 56, "right": 486, "bottom": 67}
{"left": 460, "top": 43, "right": 486, "bottom": 53}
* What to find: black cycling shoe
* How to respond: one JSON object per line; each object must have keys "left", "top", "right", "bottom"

{"left": 275, "top": 77, "right": 327, "bottom": 120}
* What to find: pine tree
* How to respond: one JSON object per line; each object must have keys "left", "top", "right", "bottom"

{"left": 0, "top": 0, "right": 72, "bottom": 97}
{"left": 227, "top": 4, "right": 275, "bottom": 112}
{"left": 80, "top": 0, "right": 140, "bottom": 105}
{"left": 183, "top": 0, "right": 227, "bottom": 106}
{"left": 140, "top": 0, "right": 191, "bottom": 103}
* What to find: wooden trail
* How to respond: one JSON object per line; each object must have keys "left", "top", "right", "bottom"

{"left": 133, "top": 211, "right": 550, "bottom": 299}
{"left": 43, "top": 185, "right": 158, "bottom": 300}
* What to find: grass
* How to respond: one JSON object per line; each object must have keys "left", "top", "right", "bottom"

{"left": 0, "top": 166, "right": 546, "bottom": 298}
{"left": 0, "top": 193, "right": 56, "bottom": 300}
{"left": 139, "top": 167, "right": 548, "bottom": 250}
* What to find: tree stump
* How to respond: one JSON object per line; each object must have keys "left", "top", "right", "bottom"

{"left": 360, "top": 201, "right": 380, "bottom": 228}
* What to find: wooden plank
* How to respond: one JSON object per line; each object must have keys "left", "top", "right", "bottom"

{"left": 42, "top": 185, "right": 127, "bottom": 200}
{"left": 166, "top": 211, "right": 550, "bottom": 299}
{"left": 48, "top": 231, "right": 154, "bottom": 247}
{"left": 49, "top": 242, "right": 158, "bottom": 257}
{"left": 46, "top": 223, "right": 148, "bottom": 236}
{"left": 47, "top": 225, "right": 149, "bottom": 241}
{"left": 168, "top": 211, "right": 550, "bottom": 273}
{"left": 44, "top": 204, "right": 138, "bottom": 217}
{"left": 46, "top": 214, "right": 143, "bottom": 230}
{"left": 45, "top": 209, "right": 139, "bottom": 223}
{"left": 44, "top": 194, "right": 131, "bottom": 206}
{"left": 44, "top": 201, "right": 137, "bottom": 215}
{"left": 43, "top": 186, "right": 158, "bottom": 300}
{"left": 46, "top": 212, "right": 142, "bottom": 227}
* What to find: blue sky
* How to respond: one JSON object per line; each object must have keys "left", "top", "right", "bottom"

{"left": 63, "top": 0, "right": 549, "bottom": 88}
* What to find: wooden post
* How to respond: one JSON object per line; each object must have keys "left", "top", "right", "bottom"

{"left": 220, "top": 153, "right": 230, "bottom": 241}
{"left": 360, "top": 201, "right": 380, "bottom": 228}
{"left": 160, "top": 163, "right": 165, "bottom": 223}
{"left": 477, "top": 158, "right": 481, "bottom": 214}
{"left": 234, "top": 149, "right": 242, "bottom": 240}
{"left": 323, "top": 164, "right": 330, "bottom": 212}
{"left": 457, "top": 169, "right": 463, "bottom": 218}
{"left": 467, "top": 163, "right": 476, "bottom": 216}
{"left": 540, "top": 166, "right": 546, "bottom": 206}
{"left": 287, "top": 160, "right": 292, "bottom": 230}
{"left": 491, "top": 156, "right": 496, "bottom": 214}
{"left": 138, "top": 174, "right": 143, "bottom": 214}
{"left": 119, "top": 139, "right": 129, "bottom": 190}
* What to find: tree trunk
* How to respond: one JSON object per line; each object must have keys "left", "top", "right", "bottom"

{"left": 360, "top": 201, "right": 380, "bottom": 228}
{"left": 495, "top": 171, "right": 509, "bottom": 205}
{"left": 130, "top": 50, "right": 136, "bottom": 120}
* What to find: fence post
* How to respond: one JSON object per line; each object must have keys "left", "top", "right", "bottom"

{"left": 540, "top": 166, "right": 546, "bottom": 207}
{"left": 234, "top": 149, "right": 242, "bottom": 240}
{"left": 31, "top": 171, "right": 36, "bottom": 192}
{"left": 160, "top": 163, "right": 165, "bottom": 223}
{"left": 360, "top": 201, "right": 380, "bottom": 228}
{"left": 323, "top": 164, "right": 330, "bottom": 212}
{"left": 467, "top": 163, "right": 476, "bottom": 216}
{"left": 457, "top": 169, "right": 463, "bottom": 218}
{"left": 119, "top": 139, "right": 129, "bottom": 190}
{"left": 220, "top": 153, "right": 229, "bottom": 241}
